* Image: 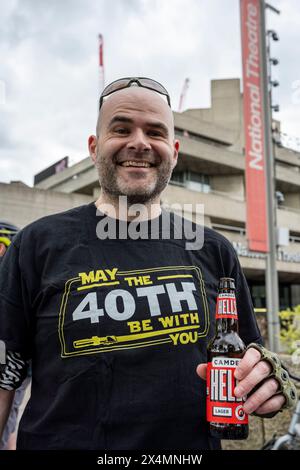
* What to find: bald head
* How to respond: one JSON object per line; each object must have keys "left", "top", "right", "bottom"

{"left": 96, "top": 86, "right": 175, "bottom": 139}
{"left": 89, "top": 82, "right": 180, "bottom": 208}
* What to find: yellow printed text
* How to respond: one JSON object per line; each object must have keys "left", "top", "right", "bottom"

{"left": 127, "top": 319, "right": 154, "bottom": 333}
{"left": 124, "top": 276, "right": 153, "bottom": 287}
{"left": 78, "top": 268, "right": 118, "bottom": 285}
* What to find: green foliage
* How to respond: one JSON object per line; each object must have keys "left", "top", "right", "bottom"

{"left": 279, "top": 305, "right": 300, "bottom": 353}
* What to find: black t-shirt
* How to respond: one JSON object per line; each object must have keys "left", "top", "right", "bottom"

{"left": 0, "top": 202, "right": 262, "bottom": 450}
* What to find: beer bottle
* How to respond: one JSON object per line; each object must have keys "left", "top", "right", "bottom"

{"left": 206, "top": 277, "right": 249, "bottom": 439}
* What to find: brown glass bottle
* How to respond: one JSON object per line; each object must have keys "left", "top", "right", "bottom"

{"left": 206, "top": 277, "right": 249, "bottom": 440}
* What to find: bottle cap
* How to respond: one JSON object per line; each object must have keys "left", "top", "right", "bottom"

{"left": 219, "top": 277, "right": 235, "bottom": 290}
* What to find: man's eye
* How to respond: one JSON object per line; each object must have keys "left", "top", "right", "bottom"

{"left": 148, "top": 130, "right": 163, "bottom": 137}
{"left": 114, "top": 128, "right": 129, "bottom": 134}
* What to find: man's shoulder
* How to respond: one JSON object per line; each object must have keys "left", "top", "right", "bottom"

{"left": 14, "top": 203, "right": 93, "bottom": 246}
{"left": 203, "top": 225, "right": 235, "bottom": 251}
{"left": 26, "top": 202, "right": 91, "bottom": 229}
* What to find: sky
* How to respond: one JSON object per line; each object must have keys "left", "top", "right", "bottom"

{"left": 0, "top": 0, "right": 299, "bottom": 186}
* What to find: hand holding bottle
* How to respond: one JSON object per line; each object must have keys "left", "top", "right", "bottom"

{"left": 197, "top": 346, "right": 285, "bottom": 416}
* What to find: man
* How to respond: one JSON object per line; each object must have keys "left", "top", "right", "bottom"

{"left": 0, "top": 77, "right": 296, "bottom": 450}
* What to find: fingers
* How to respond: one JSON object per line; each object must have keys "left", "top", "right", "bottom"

{"left": 250, "top": 393, "right": 285, "bottom": 416}
{"left": 196, "top": 363, "right": 207, "bottom": 381}
{"left": 234, "top": 347, "right": 262, "bottom": 380}
{"left": 235, "top": 359, "right": 272, "bottom": 400}
{"left": 241, "top": 377, "right": 279, "bottom": 414}
{"left": 234, "top": 347, "right": 277, "bottom": 414}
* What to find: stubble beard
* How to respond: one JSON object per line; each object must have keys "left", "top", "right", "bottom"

{"left": 95, "top": 149, "right": 173, "bottom": 205}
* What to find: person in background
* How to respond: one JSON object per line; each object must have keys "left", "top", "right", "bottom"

{"left": 0, "top": 222, "right": 30, "bottom": 450}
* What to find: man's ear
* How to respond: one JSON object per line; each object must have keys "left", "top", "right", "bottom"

{"left": 88, "top": 135, "right": 98, "bottom": 163}
{"left": 172, "top": 139, "right": 180, "bottom": 168}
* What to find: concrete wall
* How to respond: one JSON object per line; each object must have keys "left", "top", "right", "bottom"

{"left": 184, "top": 79, "right": 242, "bottom": 131}
{"left": 182, "top": 79, "right": 243, "bottom": 152}
{"left": 210, "top": 78, "right": 242, "bottom": 131}
{"left": 164, "top": 182, "right": 300, "bottom": 229}
{"left": 284, "top": 193, "right": 300, "bottom": 210}
{"left": 210, "top": 174, "right": 245, "bottom": 200}
{"left": 0, "top": 182, "right": 92, "bottom": 228}
{"left": 162, "top": 184, "right": 245, "bottom": 224}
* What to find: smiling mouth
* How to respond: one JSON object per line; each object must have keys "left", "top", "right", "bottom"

{"left": 117, "top": 160, "right": 155, "bottom": 168}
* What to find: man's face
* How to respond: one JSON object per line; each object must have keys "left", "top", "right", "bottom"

{"left": 89, "top": 87, "right": 179, "bottom": 205}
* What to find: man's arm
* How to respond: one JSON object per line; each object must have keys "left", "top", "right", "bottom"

{"left": 0, "top": 389, "right": 15, "bottom": 438}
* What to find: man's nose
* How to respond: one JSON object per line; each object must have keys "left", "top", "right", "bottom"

{"left": 126, "top": 129, "right": 151, "bottom": 151}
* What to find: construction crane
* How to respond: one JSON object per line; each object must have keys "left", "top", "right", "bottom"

{"left": 98, "top": 34, "right": 105, "bottom": 93}
{"left": 178, "top": 78, "right": 190, "bottom": 112}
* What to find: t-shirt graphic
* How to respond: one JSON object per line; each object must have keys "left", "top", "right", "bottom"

{"left": 59, "top": 265, "right": 210, "bottom": 357}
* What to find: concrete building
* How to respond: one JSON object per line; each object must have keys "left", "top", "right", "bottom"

{"left": 0, "top": 181, "right": 91, "bottom": 228}
{"left": 2, "top": 78, "right": 300, "bottom": 310}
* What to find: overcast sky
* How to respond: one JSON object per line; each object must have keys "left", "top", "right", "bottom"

{"left": 0, "top": 0, "right": 299, "bottom": 186}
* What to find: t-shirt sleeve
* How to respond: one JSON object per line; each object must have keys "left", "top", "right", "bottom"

{"left": 220, "top": 238, "right": 263, "bottom": 346}
{"left": 0, "top": 234, "right": 33, "bottom": 359}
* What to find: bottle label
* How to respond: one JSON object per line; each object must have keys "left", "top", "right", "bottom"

{"left": 206, "top": 357, "right": 248, "bottom": 424}
{"left": 215, "top": 293, "right": 237, "bottom": 319}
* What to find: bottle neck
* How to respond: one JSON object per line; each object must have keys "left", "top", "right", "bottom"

{"left": 215, "top": 288, "right": 238, "bottom": 330}
{"left": 215, "top": 317, "right": 239, "bottom": 333}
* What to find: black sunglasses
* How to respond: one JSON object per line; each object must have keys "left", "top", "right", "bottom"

{"left": 99, "top": 77, "right": 171, "bottom": 109}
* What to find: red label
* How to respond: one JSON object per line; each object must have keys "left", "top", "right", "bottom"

{"left": 215, "top": 293, "right": 237, "bottom": 319}
{"left": 206, "top": 358, "right": 248, "bottom": 425}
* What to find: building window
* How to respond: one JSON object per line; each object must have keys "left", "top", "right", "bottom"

{"left": 279, "top": 285, "right": 291, "bottom": 310}
{"left": 170, "top": 171, "right": 210, "bottom": 193}
{"left": 291, "top": 285, "right": 300, "bottom": 307}
{"left": 170, "top": 171, "right": 185, "bottom": 186}
{"left": 249, "top": 282, "right": 298, "bottom": 311}
{"left": 250, "top": 284, "right": 266, "bottom": 309}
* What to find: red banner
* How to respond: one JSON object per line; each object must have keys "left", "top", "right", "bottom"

{"left": 240, "top": 0, "right": 268, "bottom": 252}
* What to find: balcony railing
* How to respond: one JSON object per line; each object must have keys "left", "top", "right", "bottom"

{"left": 169, "top": 180, "right": 245, "bottom": 202}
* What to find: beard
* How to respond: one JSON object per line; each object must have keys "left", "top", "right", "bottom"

{"left": 95, "top": 149, "right": 174, "bottom": 205}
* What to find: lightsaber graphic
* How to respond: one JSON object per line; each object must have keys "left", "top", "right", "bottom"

{"left": 73, "top": 324, "right": 200, "bottom": 348}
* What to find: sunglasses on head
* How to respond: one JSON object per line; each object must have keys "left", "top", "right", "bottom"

{"left": 99, "top": 77, "right": 171, "bottom": 109}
